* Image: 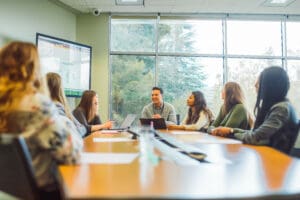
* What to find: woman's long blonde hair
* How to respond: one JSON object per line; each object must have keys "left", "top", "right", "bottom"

{"left": 0, "top": 41, "right": 42, "bottom": 131}
{"left": 46, "top": 72, "right": 72, "bottom": 120}
{"left": 0, "top": 42, "right": 42, "bottom": 112}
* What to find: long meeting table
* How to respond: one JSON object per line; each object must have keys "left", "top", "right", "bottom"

{"left": 58, "top": 128, "right": 300, "bottom": 199}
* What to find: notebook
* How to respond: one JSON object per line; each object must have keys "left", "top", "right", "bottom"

{"left": 110, "top": 114, "right": 136, "bottom": 131}
{"left": 139, "top": 118, "right": 167, "bottom": 129}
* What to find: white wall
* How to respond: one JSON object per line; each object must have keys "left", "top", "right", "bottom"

{"left": 0, "top": 0, "right": 76, "bottom": 45}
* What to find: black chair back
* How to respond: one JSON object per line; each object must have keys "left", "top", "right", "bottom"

{"left": 290, "top": 121, "right": 300, "bottom": 158}
{"left": 0, "top": 134, "right": 40, "bottom": 199}
{"left": 176, "top": 114, "right": 180, "bottom": 125}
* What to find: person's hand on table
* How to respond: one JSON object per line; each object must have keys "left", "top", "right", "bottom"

{"left": 211, "top": 126, "right": 233, "bottom": 137}
{"left": 167, "top": 124, "right": 177, "bottom": 129}
{"left": 103, "top": 121, "right": 113, "bottom": 129}
{"left": 167, "top": 124, "right": 184, "bottom": 130}
{"left": 152, "top": 114, "right": 161, "bottom": 119}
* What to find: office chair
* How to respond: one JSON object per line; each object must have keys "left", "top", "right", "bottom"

{"left": 290, "top": 121, "right": 300, "bottom": 158}
{"left": 176, "top": 114, "right": 180, "bottom": 125}
{"left": 0, "top": 134, "right": 40, "bottom": 199}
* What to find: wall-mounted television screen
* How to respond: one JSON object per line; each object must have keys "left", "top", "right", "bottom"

{"left": 36, "top": 33, "right": 91, "bottom": 97}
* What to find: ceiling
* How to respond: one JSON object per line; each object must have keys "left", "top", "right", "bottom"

{"left": 51, "top": 0, "right": 300, "bottom": 15}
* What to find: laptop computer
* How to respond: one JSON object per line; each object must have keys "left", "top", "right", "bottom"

{"left": 139, "top": 118, "right": 167, "bottom": 129}
{"left": 110, "top": 114, "right": 136, "bottom": 131}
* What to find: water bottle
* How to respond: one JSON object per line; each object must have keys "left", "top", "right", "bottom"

{"left": 139, "top": 124, "right": 159, "bottom": 165}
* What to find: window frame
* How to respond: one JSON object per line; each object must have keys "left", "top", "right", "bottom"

{"left": 109, "top": 13, "right": 300, "bottom": 118}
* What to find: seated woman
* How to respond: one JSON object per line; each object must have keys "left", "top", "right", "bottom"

{"left": 212, "top": 66, "right": 298, "bottom": 154}
{"left": 46, "top": 72, "right": 87, "bottom": 138}
{"left": 168, "top": 91, "right": 214, "bottom": 131}
{"left": 73, "top": 90, "right": 113, "bottom": 134}
{"left": 0, "top": 41, "right": 80, "bottom": 197}
{"left": 207, "top": 82, "right": 252, "bottom": 133}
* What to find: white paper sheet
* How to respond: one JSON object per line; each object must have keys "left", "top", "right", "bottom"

{"left": 80, "top": 152, "right": 139, "bottom": 164}
{"left": 93, "top": 137, "right": 134, "bottom": 143}
{"left": 100, "top": 130, "right": 121, "bottom": 134}
{"left": 169, "top": 131, "right": 242, "bottom": 144}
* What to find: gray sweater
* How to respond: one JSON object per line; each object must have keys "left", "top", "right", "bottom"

{"left": 233, "top": 101, "right": 298, "bottom": 154}
{"left": 141, "top": 102, "right": 176, "bottom": 124}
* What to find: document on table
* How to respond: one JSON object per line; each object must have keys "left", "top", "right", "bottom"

{"left": 100, "top": 130, "right": 120, "bottom": 134}
{"left": 80, "top": 152, "right": 139, "bottom": 164}
{"left": 169, "top": 131, "right": 242, "bottom": 144}
{"left": 180, "top": 136, "right": 242, "bottom": 144}
{"left": 93, "top": 137, "right": 134, "bottom": 143}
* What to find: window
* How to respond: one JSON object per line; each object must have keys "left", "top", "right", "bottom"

{"left": 158, "top": 19, "right": 223, "bottom": 54}
{"left": 110, "top": 15, "right": 300, "bottom": 122}
{"left": 287, "top": 60, "right": 300, "bottom": 117}
{"left": 227, "top": 58, "right": 281, "bottom": 111}
{"left": 227, "top": 20, "right": 281, "bottom": 56}
{"left": 157, "top": 57, "right": 223, "bottom": 116}
{"left": 111, "top": 18, "right": 156, "bottom": 52}
{"left": 286, "top": 22, "right": 300, "bottom": 57}
{"left": 111, "top": 55, "right": 155, "bottom": 121}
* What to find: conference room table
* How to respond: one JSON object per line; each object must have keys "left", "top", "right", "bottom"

{"left": 58, "top": 128, "right": 300, "bottom": 199}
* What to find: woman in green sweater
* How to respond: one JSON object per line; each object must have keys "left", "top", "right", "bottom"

{"left": 207, "top": 82, "right": 252, "bottom": 133}
{"left": 211, "top": 66, "right": 298, "bottom": 154}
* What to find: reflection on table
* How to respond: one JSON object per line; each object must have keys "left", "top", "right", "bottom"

{"left": 59, "top": 129, "right": 300, "bottom": 199}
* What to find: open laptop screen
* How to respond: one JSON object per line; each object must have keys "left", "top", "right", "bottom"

{"left": 119, "top": 114, "right": 136, "bottom": 129}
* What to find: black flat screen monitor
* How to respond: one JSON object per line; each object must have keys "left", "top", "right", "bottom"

{"left": 36, "top": 33, "right": 91, "bottom": 97}
{"left": 139, "top": 118, "right": 167, "bottom": 129}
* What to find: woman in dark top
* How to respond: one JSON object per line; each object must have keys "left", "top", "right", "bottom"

{"left": 73, "top": 90, "right": 113, "bottom": 134}
{"left": 212, "top": 66, "right": 298, "bottom": 154}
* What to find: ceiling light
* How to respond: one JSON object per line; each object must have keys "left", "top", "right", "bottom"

{"left": 270, "top": 0, "right": 289, "bottom": 3}
{"left": 115, "top": 0, "right": 144, "bottom": 6}
{"left": 262, "top": 0, "right": 296, "bottom": 7}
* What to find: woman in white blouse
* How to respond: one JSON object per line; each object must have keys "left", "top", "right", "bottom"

{"left": 168, "top": 91, "right": 214, "bottom": 131}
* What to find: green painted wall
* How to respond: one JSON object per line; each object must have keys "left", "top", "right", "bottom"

{"left": 76, "top": 14, "right": 110, "bottom": 121}
{"left": 0, "top": 0, "right": 76, "bottom": 45}
{"left": 0, "top": 0, "right": 110, "bottom": 120}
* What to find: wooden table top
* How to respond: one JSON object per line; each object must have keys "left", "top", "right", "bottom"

{"left": 59, "top": 129, "right": 300, "bottom": 199}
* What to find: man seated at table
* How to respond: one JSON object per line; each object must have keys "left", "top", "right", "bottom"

{"left": 141, "top": 87, "right": 176, "bottom": 124}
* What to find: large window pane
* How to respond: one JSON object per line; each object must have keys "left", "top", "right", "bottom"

{"left": 158, "top": 20, "right": 223, "bottom": 54}
{"left": 157, "top": 57, "right": 223, "bottom": 118}
{"left": 110, "top": 16, "right": 300, "bottom": 122}
{"left": 111, "top": 55, "right": 155, "bottom": 123}
{"left": 287, "top": 60, "right": 300, "bottom": 117}
{"left": 111, "top": 19, "right": 156, "bottom": 52}
{"left": 227, "top": 59, "right": 282, "bottom": 114}
{"left": 286, "top": 22, "right": 300, "bottom": 57}
{"left": 227, "top": 21, "right": 281, "bottom": 56}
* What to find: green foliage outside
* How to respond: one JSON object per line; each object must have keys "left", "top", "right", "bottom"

{"left": 111, "top": 20, "right": 209, "bottom": 124}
